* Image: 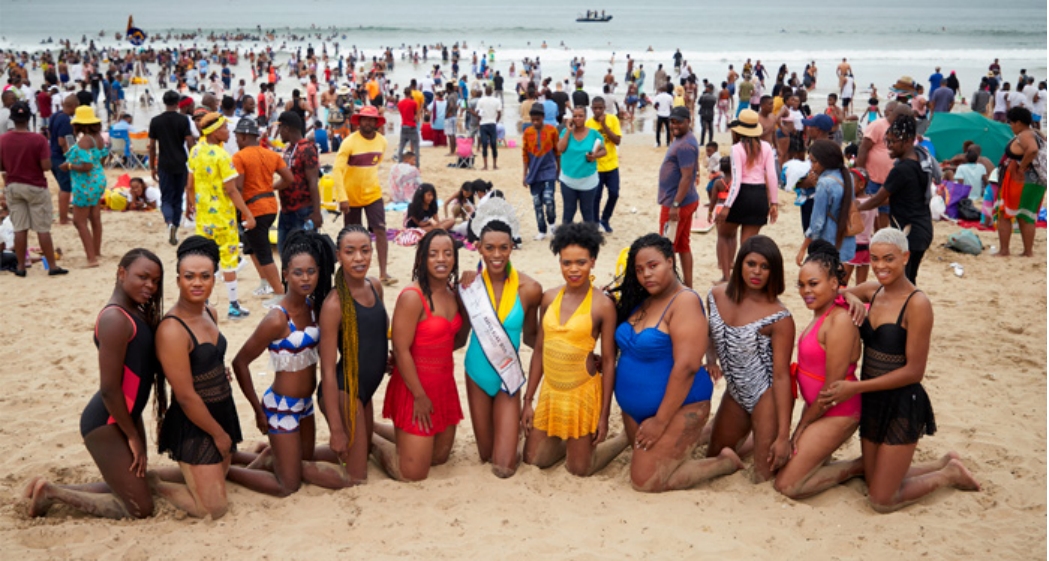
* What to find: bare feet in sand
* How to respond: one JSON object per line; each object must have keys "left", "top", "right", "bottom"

{"left": 23, "top": 477, "right": 53, "bottom": 517}
{"left": 718, "top": 447, "right": 746, "bottom": 472}
{"left": 945, "top": 458, "right": 981, "bottom": 492}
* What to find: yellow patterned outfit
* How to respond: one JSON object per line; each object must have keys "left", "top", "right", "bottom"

{"left": 533, "top": 286, "right": 602, "bottom": 439}
{"left": 188, "top": 142, "right": 241, "bottom": 272}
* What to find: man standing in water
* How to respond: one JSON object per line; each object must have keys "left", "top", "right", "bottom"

{"left": 334, "top": 106, "right": 396, "bottom": 285}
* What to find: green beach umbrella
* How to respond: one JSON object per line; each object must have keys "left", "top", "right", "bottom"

{"left": 924, "top": 112, "right": 1013, "bottom": 163}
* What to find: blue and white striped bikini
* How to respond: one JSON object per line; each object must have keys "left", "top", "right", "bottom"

{"left": 262, "top": 305, "right": 320, "bottom": 434}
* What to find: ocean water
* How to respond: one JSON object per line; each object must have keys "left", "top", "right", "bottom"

{"left": 1, "top": 0, "right": 1044, "bottom": 106}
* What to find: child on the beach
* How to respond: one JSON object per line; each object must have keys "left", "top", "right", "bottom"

{"left": 708, "top": 156, "right": 732, "bottom": 279}
{"left": 843, "top": 168, "right": 876, "bottom": 285}
{"left": 861, "top": 98, "right": 881, "bottom": 126}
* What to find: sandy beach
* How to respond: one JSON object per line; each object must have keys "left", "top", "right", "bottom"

{"left": 1, "top": 118, "right": 1046, "bottom": 558}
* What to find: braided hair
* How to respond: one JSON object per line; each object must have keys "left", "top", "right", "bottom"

{"left": 176, "top": 235, "right": 220, "bottom": 273}
{"left": 116, "top": 248, "right": 166, "bottom": 442}
{"left": 804, "top": 239, "right": 847, "bottom": 286}
{"left": 611, "top": 234, "right": 678, "bottom": 325}
{"left": 280, "top": 229, "right": 336, "bottom": 318}
{"left": 333, "top": 224, "right": 371, "bottom": 444}
{"left": 412, "top": 228, "right": 459, "bottom": 310}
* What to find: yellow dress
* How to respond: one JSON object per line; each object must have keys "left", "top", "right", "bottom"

{"left": 533, "top": 286, "right": 602, "bottom": 440}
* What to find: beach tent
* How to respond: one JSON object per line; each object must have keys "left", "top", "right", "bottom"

{"left": 924, "top": 112, "right": 1012, "bottom": 163}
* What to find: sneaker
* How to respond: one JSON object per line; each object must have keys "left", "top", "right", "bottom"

{"left": 599, "top": 220, "right": 613, "bottom": 233}
{"left": 253, "top": 281, "right": 274, "bottom": 296}
{"left": 228, "top": 301, "right": 251, "bottom": 320}
{"left": 262, "top": 295, "right": 284, "bottom": 309}
{"left": 533, "top": 232, "right": 547, "bottom": 241}
{"left": 549, "top": 223, "right": 558, "bottom": 235}
{"left": 168, "top": 224, "right": 178, "bottom": 246}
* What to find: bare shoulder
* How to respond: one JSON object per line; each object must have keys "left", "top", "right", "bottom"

{"left": 367, "top": 276, "right": 384, "bottom": 300}
{"left": 518, "top": 272, "right": 543, "bottom": 304}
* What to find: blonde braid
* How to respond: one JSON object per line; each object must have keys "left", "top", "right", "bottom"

{"left": 335, "top": 268, "right": 360, "bottom": 447}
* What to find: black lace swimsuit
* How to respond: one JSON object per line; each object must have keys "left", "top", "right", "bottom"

{"left": 858, "top": 289, "right": 936, "bottom": 445}
{"left": 157, "top": 310, "right": 243, "bottom": 465}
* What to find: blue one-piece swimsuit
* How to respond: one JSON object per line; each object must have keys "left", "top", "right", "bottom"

{"left": 614, "top": 292, "right": 713, "bottom": 422}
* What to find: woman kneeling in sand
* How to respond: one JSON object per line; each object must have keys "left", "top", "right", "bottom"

{"left": 821, "top": 228, "right": 980, "bottom": 512}
{"left": 226, "top": 230, "right": 363, "bottom": 495}
{"left": 521, "top": 223, "right": 628, "bottom": 476}
{"left": 151, "top": 237, "right": 244, "bottom": 518}
{"left": 612, "top": 234, "right": 742, "bottom": 492}
{"left": 372, "top": 229, "right": 468, "bottom": 481}
{"left": 458, "top": 206, "right": 543, "bottom": 477}
{"left": 774, "top": 241, "right": 863, "bottom": 499}
{"left": 26, "top": 249, "right": 164, "bottom": 518}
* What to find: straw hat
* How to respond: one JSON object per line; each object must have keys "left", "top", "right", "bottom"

{"left": 729, "top": 109, "right": 763, "bottom": 137}
{"left": 336, "top": 84, "right": 352, "bottom": 96}
{"left": 70, "top": 105, "right": 101, "bottom": 125}
{"left": 889, "top": 76, "right": 918, "bottom": 94}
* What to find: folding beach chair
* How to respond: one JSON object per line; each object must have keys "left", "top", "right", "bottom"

{"left": 127, "top": 132, "right": 150, "bottom": 169}
{"left": 107, "top": 137, "right": 129, "bottom": 169}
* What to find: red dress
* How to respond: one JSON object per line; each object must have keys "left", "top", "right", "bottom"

{"left": 383, "top": 287, "right": 463, "bottom": 436}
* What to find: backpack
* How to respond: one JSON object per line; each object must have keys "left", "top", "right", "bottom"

{"left": 945, "top": 229, "right": 983, "bottom": 255}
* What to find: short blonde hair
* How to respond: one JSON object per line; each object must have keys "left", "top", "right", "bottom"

{"left": 870, "top": 228, "right": 909, "bottom": 252}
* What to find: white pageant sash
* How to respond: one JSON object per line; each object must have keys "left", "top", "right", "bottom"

{"left": 459, "top": 279, "right": 526, "bottom": 394}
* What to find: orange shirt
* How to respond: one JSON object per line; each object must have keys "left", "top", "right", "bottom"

{"left": 232, "top": 145, "right": 286, "bottom": 216}
{"left": 366, "top": 79, "right": 380, "bottom": 100}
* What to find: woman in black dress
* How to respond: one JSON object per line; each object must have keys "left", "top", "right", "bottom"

{"left": 821, "top": 228, "right": 979, "bottom": 512}
{"left": 153, "top": 236, "right": 243, "bottom": 518}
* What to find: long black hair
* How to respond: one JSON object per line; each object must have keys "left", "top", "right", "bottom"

{"left": 116, "top": 248, "right": 166, "bottom": 443}
{"left": 280, "top": 229, "right": 337, "bottom": 317}
{"left": 726, "top": 235, "right": 785, "bottom": 303}
{"left": 611, "top": 234, "right": 678, "bottom": 325}
{"left": 808, "top": 139, "right": 854, "bottom": 248}
{"left": 411, "top": 228, "right": 459, "bottom": 310}
{"left": 407, "top": 183, "right": 439, "bottom": 225}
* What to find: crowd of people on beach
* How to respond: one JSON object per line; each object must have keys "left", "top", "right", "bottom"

{"left": 4, "top": 36, "right": 1045, "bottom": 523}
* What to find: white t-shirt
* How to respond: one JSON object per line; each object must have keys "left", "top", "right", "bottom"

{"left": 476, "top": 95, "right": 502, "bottom": 126}
{"left": 421, "top": 77, "right": 434, "bottom": 94}
{"left": 994, "top": 90, "right": 1009, "bottom": 112}
{"left": 653, "top": 92, "right": 674, "bottom": 117}
{"left": 145, "top": 186, "right": 162, "bottom": 206}
{"left": 1024, "top": 87, "right": 1039, "bottom": 111}
{"left": 1008, "top": 90, "right": 1027, "bottom": 109}
{"left": 1034, "top": 88, "right": 1047, "bottom": 115}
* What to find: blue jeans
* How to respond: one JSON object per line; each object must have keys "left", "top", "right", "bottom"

{"left": 158, "top": 169, "right": 187, "bottom": 226}
{"left": 593, "top": 168, "right": 620, "bottom": 223}
{"left": 479, "top": 123, "right": 498, "bottom": 159}
{"left": 561, "top": 184, "right": 597, "bottom": 225}
{"left": 529, "top": 180, "right": 557, "bottom": 234}
{"left": 278, "top": 206, "right": 314, "bottom": 255}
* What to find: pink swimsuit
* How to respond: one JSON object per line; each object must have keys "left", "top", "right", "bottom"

{"left": 794, "top": 298, "right": 861, "bottom": 418}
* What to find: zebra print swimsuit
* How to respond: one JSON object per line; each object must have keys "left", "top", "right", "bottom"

{"left": 707, "top": 291, "right": 791, "bottom": 413}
